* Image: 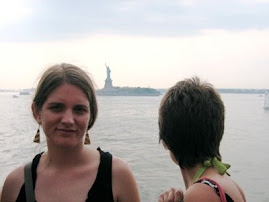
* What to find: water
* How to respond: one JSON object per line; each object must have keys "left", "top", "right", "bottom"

{"left": 0, "top": 93, "right": 268, "bottom": 201}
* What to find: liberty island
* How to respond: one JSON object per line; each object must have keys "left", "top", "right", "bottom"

{"left": 96, "top": 64, "right": 161, "bottom": 96}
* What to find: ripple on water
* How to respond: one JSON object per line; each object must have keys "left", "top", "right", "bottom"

{"left": 0, "top": 94, "right": 269, "bottom": 201}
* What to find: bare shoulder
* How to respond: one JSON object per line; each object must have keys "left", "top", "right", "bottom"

{"left": 230, "top": 179, "right": 246, "bottom": 202}
{"left": 112, "top": 156, "right": 131, "bottom": 171}
{"left": 112, "top": 156, "right": 136, "bottom": 184}
{"left": 112, "top": 156, "right": 140, "bottom": 202}
{"left": 184, "top": 183, "right": 220, "bottom": 202}
{"left": 217, "top": 175, "right": 246, "bottom": 202}
{"left": 1, "top": 165, "right": 25, "bottom": 202}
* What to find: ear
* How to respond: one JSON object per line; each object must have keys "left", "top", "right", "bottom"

{"left": 32, "top": 103, "right": 41, "bottom": 124}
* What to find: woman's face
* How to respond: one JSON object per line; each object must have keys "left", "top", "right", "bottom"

{"left": 33, "top": 83, "right": 90, "bottom": 148}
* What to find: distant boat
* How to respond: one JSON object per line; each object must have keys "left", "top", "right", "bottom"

{"left": 19, "top": 90, "right": 30, "bottom": 95}
{"left": 264, "top": 91, "right": 269, "bottom": 110}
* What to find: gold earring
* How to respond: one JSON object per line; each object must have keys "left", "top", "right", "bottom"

{"left": 33, "top": 125, "right": 40, "bottom": 143}
{"left": 84, "top": 131, "right": 90, "bottom": 145}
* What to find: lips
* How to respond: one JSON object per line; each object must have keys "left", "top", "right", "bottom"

{"left": 57, "top": 128, "right": 77, "bottom": 133}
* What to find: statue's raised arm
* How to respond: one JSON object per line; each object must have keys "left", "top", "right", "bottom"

{"left": 105, "top": 63, "right": 111, "bottom": 79}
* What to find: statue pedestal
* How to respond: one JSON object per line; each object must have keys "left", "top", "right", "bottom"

{"left": 104, "top": 78, "right": 113, "bottom": 89}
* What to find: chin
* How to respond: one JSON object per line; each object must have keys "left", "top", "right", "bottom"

{"left": 49, "top": 138, "right": 83, "bottom": 148}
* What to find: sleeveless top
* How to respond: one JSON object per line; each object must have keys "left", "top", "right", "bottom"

{"left": 16, "top": 147, "right": 114, "bottom": 202}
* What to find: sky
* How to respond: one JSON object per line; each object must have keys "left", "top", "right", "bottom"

{"left": 0, "top": 0, "right": 269, "bottom": 90}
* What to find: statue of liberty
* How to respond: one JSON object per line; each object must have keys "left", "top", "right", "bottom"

{"left": 104, "top": 63, "right": 113, "bottom": 89}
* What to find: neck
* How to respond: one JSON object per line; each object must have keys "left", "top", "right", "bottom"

{"left": 180, "top": 164, "right": 202, "bottom": 188}
{"left": 44, "top": 142, "right": 86, "bottom": 168}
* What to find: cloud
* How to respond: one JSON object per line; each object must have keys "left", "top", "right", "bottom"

{"left": 0, "top": 0, "right": 32, "bottom": 27}
{"left": 0, "top": 0, "right": 269, "bottom": 42}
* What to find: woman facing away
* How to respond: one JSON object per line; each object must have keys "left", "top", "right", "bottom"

{"left": 158, "top": 77, "right": 246, "bottom": 202}
{"left": 1, "top": 63, "right": 140, "bottom": 202}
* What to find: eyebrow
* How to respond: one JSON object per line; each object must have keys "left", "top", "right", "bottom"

{"left": 47, "top": 102, "right": 89, "bottom": 108}
{"left": 47, "top": 102, "right": 62, "bottom": 105}
{"left": 75, "top": 104, "right": 90, "bottom": 109}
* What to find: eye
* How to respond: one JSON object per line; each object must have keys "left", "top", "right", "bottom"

{"left": 74, "top": 105, "right": 88, "bottom": 114}
{"left": 48, "top": 103, "right": 64, "bottom": 112}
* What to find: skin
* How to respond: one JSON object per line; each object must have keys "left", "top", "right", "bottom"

{"left": 1, "top": 83, "right": 140, "bottom": 202}
{"left": 158, "top": 152, "right": 246, "bottom": 202}
{"left": 158, "top": 188, "right": 183, "bottom": 202}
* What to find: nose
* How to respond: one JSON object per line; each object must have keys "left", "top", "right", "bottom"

{"left": 61, "top": 110, "right": 75, "bottom": 125}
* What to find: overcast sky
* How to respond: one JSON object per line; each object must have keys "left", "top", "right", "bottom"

{"left": 0, "top": 0, "right": 269, "bottom": 89}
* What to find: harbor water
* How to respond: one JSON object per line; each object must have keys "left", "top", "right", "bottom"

{"left": 0, "top": 93, "right": 268, "bottom": 201}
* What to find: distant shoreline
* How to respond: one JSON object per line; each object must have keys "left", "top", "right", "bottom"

{"left": 218, "top": 89, "right": 268, "bottom": 94}
{"left": 0, "top": 88, "right": 268, "bottom": 95}
{"left": 158, "top": 88, "right": 269, "bottom": 95}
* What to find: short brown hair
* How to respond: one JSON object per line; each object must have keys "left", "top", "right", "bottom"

{"left": 158, "top": 76, "right": 225, "bottom": 168}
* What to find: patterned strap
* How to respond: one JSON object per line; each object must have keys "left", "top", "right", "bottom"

{"left": 196, "top": 177, "right": 227, "bottom": 202}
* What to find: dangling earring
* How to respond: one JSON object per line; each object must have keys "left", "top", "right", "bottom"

{"left": 84, "top": 131, "right": 90, "bottom": 145}
{"left": 33, "top": 125, "right": 40, "bottom": 143}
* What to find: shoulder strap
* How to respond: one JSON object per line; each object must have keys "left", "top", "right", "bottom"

{"left": 196, "top": 177, "right": 227, "bottom": 202}
{"left": 87, "top": 147, "right": 113, "bottom": 201}
{"left": 24, "top": 162, "right": 35, "bottom": 202}
{"left": 97, "top": 147, "right": 113, "bottom": 199}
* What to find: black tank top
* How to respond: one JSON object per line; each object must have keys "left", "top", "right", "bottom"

{"left": 16, "top": 147, "right": 114, "bottom": 202}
